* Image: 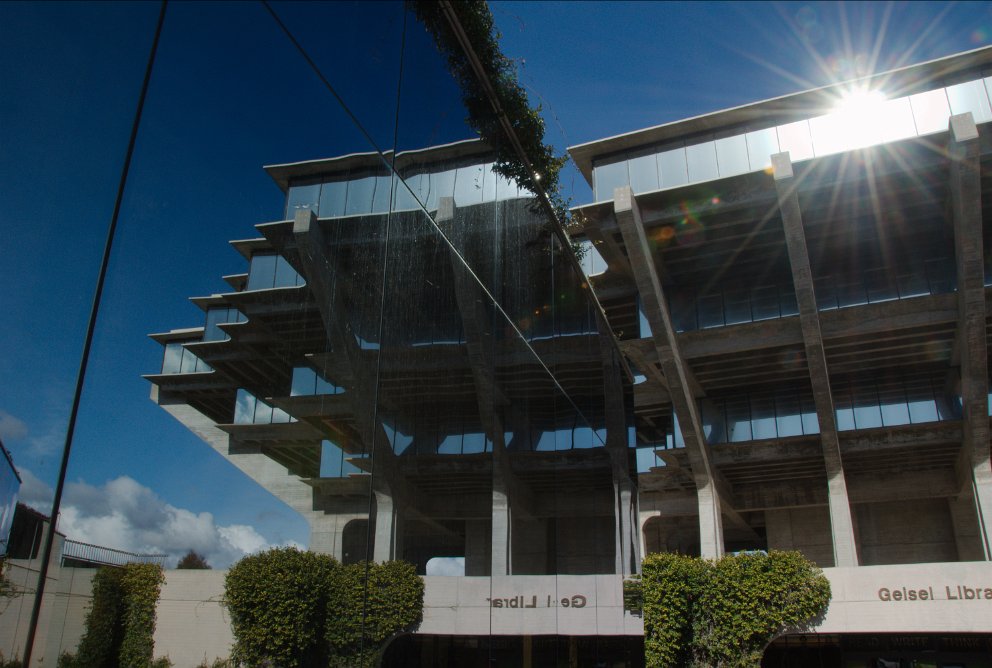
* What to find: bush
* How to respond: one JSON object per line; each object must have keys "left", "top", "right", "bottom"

{"left": 224, "top": 547, "right": 338, "bottom": 668}
{"left": 325, "top": 561, "right": 424, "bottom": 668}
{"left": 640, "top": 551, "right": 830, "bottom": 668}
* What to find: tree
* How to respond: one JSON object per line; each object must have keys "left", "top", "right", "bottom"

{"left": 176, "top": 550, "right": 210, "bottom": 570}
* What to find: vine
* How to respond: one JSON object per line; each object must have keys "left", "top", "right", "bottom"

{"left": 61, "top": 563, "right": 167, "bottom": 668}
{"left": 412, "top": 1, "right": 571, "bottom": 226}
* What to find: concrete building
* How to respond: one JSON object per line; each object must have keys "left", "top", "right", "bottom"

{"left": 146, "top": 47, "right": 992, "bottom": 666}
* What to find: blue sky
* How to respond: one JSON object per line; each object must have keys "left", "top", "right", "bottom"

{"left": 1, "top": 1, "right": 990, "bottom": 566}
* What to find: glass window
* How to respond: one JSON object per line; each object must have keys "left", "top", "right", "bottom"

{"left": 454, "top": 165, "right": 485, "bottom": 207}
{"left": 234, "top": 389, "right": 256, "bottom": 424}
{"left": 946, "top": 79, "right": 992, "bottom": 124}
{"left": 628, "top": 153, "right": 660, "bottom": 193}
{"left": 725, "top": 395, "right": 752, "bottom": 442}
{"left": 834, "top": 385, "right": 855, "bottom": 431}
{"left": 479, "top": 163, "right": 498, "bottom": 202}
{"left": 750, "top": 285, "right": 780, "bottom": 321}
{"left": 318, "top": 179, "right": 347, "bottom": 218}
{"left": 427, "top": 168, "right": 456, "bottom": 210}
{"left": 394, "top": 171, "right": 423, "bottom": 211}
{"left": 750, "top": 393, "right": 777, "bottom": 440}
{"left": 344, "top": 175, "right": 376, "bottom": 216}
{"left": 715, "top": 134, "right": 750, "bottom": 177}
{"left": 204, "top": 307, "right": 242, "bottom": 342}
{"left": 371, "top": 174, "right": 392, "bottom": 214}
{"left": 685, "top": 140, "right": 719, "bottom": 183}
{"left": 801, "top": 395, "right": 819, "bottom": 434}
{"left": 851, "top": 386, "right": 882, "bottom": 429}
{"left": 776, "top": 120, "right": 814, "bottom": 162}
{"left": 697, "top": 292, "right": 724, "bottom": 329}
{"left": 273, "top": 256, "right": 301, "bottom": 288}
{"left": 635, "top": 447, "right": 658, "bottom": 474}
{"left": 593, "top": 159, "right": 629, "bottom": 201}
{"left": 579, "top": 240, "right": 607, "bottom": 277}
{"left": 910, "top": 88, "right": 952, "bottom": 136}
{"left": 878, "top": 386, "right": 910, "bottom": 427}
{"left": 285, "top": 182, "right": 321, "bottom": 218}
{"left": 291, "top": 367, "right": 316, "bottom": 396}
{"left": 491, "top": 166, "right": 519, "bottom": 201}
{"left": 638, "top": 295, "right": 653, "bottom": 337}
{"left": 874, "top": 97, "right": 919, "bottom": 145}
{"left": 776, "top": 393, "right": 803, "bottom": 438}
{"left": 162, "top": 342, "right": 183, "bottom": 374}
{"left": 745, "top": 127, "right": 779, "bottom": 171}
{"left": 723, "top": 288, "right": 751, "bottom": 325}
{"left": 247, "top": 254, "right": 276, "bottom": 290}
{"left": 658, "top": 146, "right": 688, "bottom": 188}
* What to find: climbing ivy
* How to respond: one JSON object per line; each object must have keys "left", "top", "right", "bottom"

{"left": 325, "top": 561, "right": 424, "bottom": 668}
{"left": 412, "top": 1, "right": 570, "bottom": 225}
{"left": 62, "top": 563, "right": 166, "bottom": 668}
{"left": 638, "top": 551, "right": 830, "bottom": 668}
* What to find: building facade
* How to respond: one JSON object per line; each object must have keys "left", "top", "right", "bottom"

{"left": 148, "top": 47, "right": 992, "bottom": 666}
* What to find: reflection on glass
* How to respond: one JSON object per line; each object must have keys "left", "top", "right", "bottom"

{"left": 285, "top": 182, "right": 320, "bottom": 218}
{"left": 628, "top": 152, "right": 660, "bottom": 193}
{"left": 685, "top": 140, "right": 719, "bottom": 182}
{"left": 745, "top": 127, "right": 779, "bottom": 170}
{"left": 594, "top": 159, "right": 628, "bottom": 201}
{"left": 714, "top": 134, "right": 749, "bottom": 177}
{"left": 910, "top": 88, "right": 952, "bottom": 135}
{"left": 775, "top": 120, "right": 815, "bottom": 162}
{"left": 658, "top": 146, "right": 689, "bottom": 188}
{"left": 946, "top": 79, "right": 992, "bottom": 123}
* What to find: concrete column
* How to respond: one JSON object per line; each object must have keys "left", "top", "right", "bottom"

{"left": 614, "top": 479, "right": 636, "bottom": 575}
{"left": 613, "top": 186, "right": 725, "bottom": 559}
{"left": 772, "top": 151, "right": 859, "bottom": 567}
{"left": 949, "top": 113, "right": 992, "bottom": 560}
{"left": 492, "top": 485, "right": 511, "bottom": 575}
{"left": 465, "top": 519, "right": 491, "bottom": 576}
{"left": 373, "top": 490, "right": 400, "bottom": 562}
{"left": 638, "top": 509, "right": 656, "bottom": 558}
{"left": 948, "top": 495, "right": 985, "bottom": 561}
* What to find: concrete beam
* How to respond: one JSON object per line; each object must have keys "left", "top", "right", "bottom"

{"left": 613, "top": 186, "right": 726, "bottom": 558}
{"left": 948, "top": 113, "right": 992, "bottom": 560}
{"left": 772, "top": 151, "right": 859, "bottom": 567}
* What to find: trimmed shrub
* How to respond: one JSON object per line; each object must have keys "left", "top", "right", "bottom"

{"left": 640, "top": 551, "right": 830, "bottom": 668}
{"left": 325, "top": 561, "right": 424, "bottom": 668}
{"left": 224, "top": 547, "right": 338, "bottom": 668}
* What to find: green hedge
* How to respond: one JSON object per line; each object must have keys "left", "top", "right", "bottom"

{"left": 224, "top": 547, "right": 337, "bottom": 668}
{"left": 325, "top": 561, "right": 424, "bottom": 668}
{"left": 639, "top": 551, "right": 830, "bottom": 668}
{"left": 224, "top": 549, "right": 424, "bottom": 668}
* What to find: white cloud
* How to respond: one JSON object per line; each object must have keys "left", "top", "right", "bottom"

{"left": 17, "top": 468, "right": 295, "bottom": 568}
{"left": 425, "top": 556, "right": 465, "bottom": 576}
{"left": 0, "top": 410, "right": 28, "bottom": 442}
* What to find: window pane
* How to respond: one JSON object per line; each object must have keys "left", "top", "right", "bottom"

{"left": 750, "top": 393, "right": 777, "bottom": 440}
{"left": 834, "top": 384, "right": 855, "bottom": 431}
{"left": 745, "top": 127, "right": 779, "bottom": 170}
{"left": 428, "top": 168, "right": 456, "bottom": 210}
{"left": 344, "top": 175, "right": 376, "bottom": 215}
{"left": 658, "top": 147, "right": 689, "bottom": 188}
{"left": 247, "top": 254, "right": 277, "bottom": 290}
{"left": 726, "top": 395, "right": 752, "bottom": 442}
{"left": 851, "top": 386, "right": 882, "bottom": 429}
{"left": 162, "top": 343, "right": 183, "bottom": 374}
{"left": 291, "top": 367, "right": 316, "bottom": 396}
{"left": 628, "top": 153, "right": 659, "bottom": 193}
{"left": 274, "top": 256, "right": 300, "bottom": 288}
{"left": 285, "top": 183, "right": 320, "bottom": 218}
{"left": 910, "top": 88, "right": 951, "bottom": 135}
{"left": 234, "top": 389, "right": 256, "bottom": 425}
{"left": 946, "top": 79, "right": 992, "bottom": 124}
{"left": 454, "top": 165, "right": 485, "bottom": 206}
{"left": 479, "top": 163, "right": 498, "bottom": 202}
{"left": 318, "top": 179, "right": 347, "bottom": 217}
{"left": 594, "top": 160, "right": 629, "bottom": 201}
{"left": 776, "top": 120, "right": 814, "bottom": 162}
{"left": 685, "top": 141, "right": 719, "bottom": 183}
{"left": 715, "top": 134, "right": 749, "bottom": 177}
{"left": 776, "top": 393, "right": 803, "bottom": 438}
{"left": 371, "top": 174, "right": 392, "bottom": 214}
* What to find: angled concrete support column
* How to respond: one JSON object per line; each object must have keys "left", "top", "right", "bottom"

{"left": 948, "top": 113, "right": 992, "bottom": 560}
{"left": 772, "top": 151, "right": 858, "bottom": 567}
{"left": 373, "top": 489, "right": 401, "bottom": 562}
{"left": 492, "top": 484, "right": 512, "bottom": 575}
{"left": 614, "top": 186, "right": 725, "bottom": 558}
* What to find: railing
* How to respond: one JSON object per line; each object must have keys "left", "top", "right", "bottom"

{"left": 61, "top": 539, "right": 166, "bottom": 567}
